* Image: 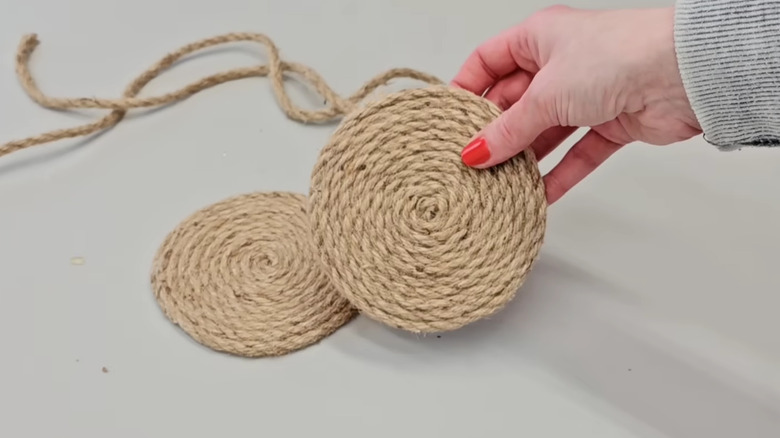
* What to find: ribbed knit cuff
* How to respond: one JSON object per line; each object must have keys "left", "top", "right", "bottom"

{"left": 674, "top": 0, "right": 780, "bottom": 150}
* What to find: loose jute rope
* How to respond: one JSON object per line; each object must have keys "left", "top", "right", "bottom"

{"left": 1, "top": 32, "right": 441, "bottom": 157}
{"left": 0, "top": 31, "right": 546, "bottom": 356}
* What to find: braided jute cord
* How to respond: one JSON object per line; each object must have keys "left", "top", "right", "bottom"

{"left": 0, "top": 32, "right": 441, "bottom": 159}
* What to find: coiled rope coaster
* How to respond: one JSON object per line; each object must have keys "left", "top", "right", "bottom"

{"left": 151, "top": 192, "right": 357, "bottom": 357}
{"left": 0, "top": 31, "right": 546, "bottom": 357}
{"left": 309, "top": 86, "right": 546, "bottom": 333}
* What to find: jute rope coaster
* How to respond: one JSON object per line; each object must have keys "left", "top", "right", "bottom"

{"left": 151, "top": 192, "right": 357, "bottom": 357}
{"left": 309, "top": 86, "right": 547, "bottom": 333}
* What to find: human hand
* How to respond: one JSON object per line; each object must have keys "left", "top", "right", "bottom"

{"left": 451, "top": 6, "right": 702, "bottom": 204}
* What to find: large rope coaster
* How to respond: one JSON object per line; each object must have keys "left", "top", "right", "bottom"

{"left": 1, "top": 32, "right": 547, "bottom": 357}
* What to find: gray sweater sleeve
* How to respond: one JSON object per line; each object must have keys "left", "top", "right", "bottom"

{"left": 674, "top": 0, "right": 780, "bottom": 150}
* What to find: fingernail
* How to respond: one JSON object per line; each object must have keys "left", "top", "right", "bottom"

{"left": 461, "top": 137, "right": 490, "bottom": 166}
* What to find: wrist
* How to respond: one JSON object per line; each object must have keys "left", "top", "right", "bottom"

{"left": 634, "top": 7, "right": 700, "bottom": 130}
{"left": 638, "top": 9, "right": 686, "bottom": 103}
{"left": 675, "top": 0, "right": 780, "bottom": 149}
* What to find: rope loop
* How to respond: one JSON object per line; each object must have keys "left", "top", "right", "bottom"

{"left": 1, "top": 32, "right": 442, "bottom": 159}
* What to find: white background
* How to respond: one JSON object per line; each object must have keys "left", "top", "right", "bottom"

{"left": 0, "top": 0, "right": 778, "bottom": 436}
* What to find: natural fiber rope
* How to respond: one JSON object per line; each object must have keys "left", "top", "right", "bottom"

{"left": 309, "top": 86, "right": 546, "bottom": 333}
{"left": 0, "top": 32, "right": 441, "bottom": 159}
{"left": 151, "top": 192, "right": 357, "bottom": 357}
{"left": 0, "top": 31, "right": 547, "bottom": 355}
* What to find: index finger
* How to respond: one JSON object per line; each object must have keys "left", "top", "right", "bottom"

{"left": 450, "top": 30, "right": 521, "bottom": 96}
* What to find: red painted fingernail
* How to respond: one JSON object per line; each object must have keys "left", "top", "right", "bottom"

{"left": 461, "top": 137, "right": 490, "bottom": 166}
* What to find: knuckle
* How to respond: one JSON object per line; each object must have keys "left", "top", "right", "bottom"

{"left": 526, "top": 90, "right": 547, "bottom": 110}
{"left": 569, "top": 141, "right": 601, "bottom": 170}
{"left": 543, "top": 172, "right": 567, "bottom": 202}
{"left": 496, "top": 95, "right": 513, "bottom": 111}
{"left": 494, "top": 118, "right": 517, "bottom": 148}
{"left": 541, "top": 4, "right": 572, "bottom": 14}
{"left": 471, "top": 45, "right": 502, "bottom": 82}
{"left": 531, "top": 4, "right": 570, "bottom": 22}
{"left": 522, "top": 4, "right": 575, "bottom": 41}
{"left": 524, "top": 87, "right": 558, "bottom": 125}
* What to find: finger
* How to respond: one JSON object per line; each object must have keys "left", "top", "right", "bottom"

{"left": 461, "top": 76, "right": 555, "bottom": 168}
{"left": 530, "top": 126, "right": 578, "bottom": 161}
{"left": 483, "top": 71, "right": 575, "bottom": 160}
{"left": 484, "top": 70, "right": 533, "bottom": 110}
{"left": 450, "top": 28, "right": 525, "bottom": 96}
{"left": 543, "top": 130, "right": 626, "bottom": 204}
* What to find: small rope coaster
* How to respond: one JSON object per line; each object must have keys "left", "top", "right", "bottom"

{"left": 309, "top": 86, "right": 546, "bottom": 333}
{"left": 151, "top": 192, "right": 357, "bottom": 357}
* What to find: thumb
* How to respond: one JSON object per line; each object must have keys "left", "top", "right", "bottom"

{"left": 461, "top": 80, "right": 555, "bottom": 168}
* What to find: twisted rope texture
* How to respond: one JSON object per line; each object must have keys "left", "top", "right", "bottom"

{"left": 0, "top": 32, "right": 441, "bottom": 158}
{"left": 309, "top": 86, "right": 547, "bottom": 333}
{"left": 151, "top": 192, "right": 357, "bottom": 357}
{"left": 0, "top": 31, "right": 547, "bottom": 354}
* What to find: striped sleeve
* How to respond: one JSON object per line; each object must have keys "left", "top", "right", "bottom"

{"left": 674, "top": 0, "right": 780, "bottom": 150}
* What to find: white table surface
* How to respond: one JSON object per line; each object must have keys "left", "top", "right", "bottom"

{"left": 1, "top": 0, "right": 779, "bottom": 436}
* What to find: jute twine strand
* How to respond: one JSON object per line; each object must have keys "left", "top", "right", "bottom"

{"left": 309, "top": 86, "right": 547, "bottom": 333}
{"left": 151, "top": 192, "right": 357, "bottom": 357}
{"left": 0, "top": 32, "right": 442, "bottom": 159}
